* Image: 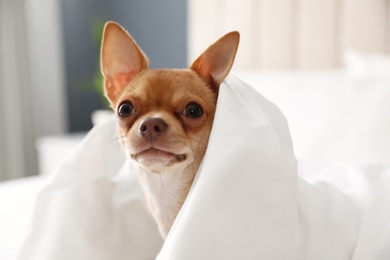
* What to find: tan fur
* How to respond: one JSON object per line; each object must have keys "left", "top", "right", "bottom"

{"left": 100, "top": 21, "right": 239, "bottom": 238}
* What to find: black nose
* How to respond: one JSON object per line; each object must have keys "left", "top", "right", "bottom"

{"left": 139, "top": 117, "right": 168, "bottom": 141}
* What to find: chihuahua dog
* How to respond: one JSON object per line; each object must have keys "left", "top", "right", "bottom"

{"left": 100, "top": 21, "right": 239, "bottom": 238}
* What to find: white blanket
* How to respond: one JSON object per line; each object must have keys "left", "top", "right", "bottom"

{"left": 20, "top": 75, "right": 390, "bottom": 259}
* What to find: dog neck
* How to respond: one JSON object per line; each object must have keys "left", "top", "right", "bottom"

{"left": 133, "top": 162, "right": 195, "bottom": 238}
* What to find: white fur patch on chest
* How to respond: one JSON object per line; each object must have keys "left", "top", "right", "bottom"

{"left": 135, "top": 164, "right": 194, "bottom": 236}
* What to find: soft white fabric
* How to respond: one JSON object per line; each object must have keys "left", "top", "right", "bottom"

{"left": 235, "top": 70, "right": 390, "bottom": 166}
{"left": 20, "top": 75, "right": 390, "bottom": 259}
{"left": 19, "top": 120, "right": 163, "bottom": 260}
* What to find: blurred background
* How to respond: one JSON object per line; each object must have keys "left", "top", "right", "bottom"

{"left": 0, "top": 0, "right": 187, "bottom": 181}
{"left": 1, "top": 0, "right": 390, "bottom": 181}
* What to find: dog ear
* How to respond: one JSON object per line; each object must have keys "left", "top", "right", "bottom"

{"left": 100, "top": 21, "right": 148, "bottom": 105}
{"left": 190, "top": 31, "right": 239, "bottom": 92}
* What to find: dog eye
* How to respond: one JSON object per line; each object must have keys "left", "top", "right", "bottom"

{"left": 184, "top": 103, "right": 203, "bottom": 118}
{"left": 118, "top": 102, "right": 134, "bottom": 118}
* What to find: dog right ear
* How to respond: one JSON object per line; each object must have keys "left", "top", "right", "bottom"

{"left": 190, "top": 31, "right": 239, "bottom": 92}
{"left": 100, "top": 21, "right": 148, "bottom": 106}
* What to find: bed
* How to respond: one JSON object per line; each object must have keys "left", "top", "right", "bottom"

{"left": 0, "top": 176, "right": 49, "bottom": 260}
{"left": 2, "top": 59, "right": 390, "bottom": 259}
{"left": 2, "top": 0, "right": 390, "bottom": 259}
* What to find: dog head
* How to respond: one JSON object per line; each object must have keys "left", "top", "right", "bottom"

{"left": 101, "top": 22, "right": 239, "bottom": 175}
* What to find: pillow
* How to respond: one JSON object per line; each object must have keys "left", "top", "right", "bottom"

{"left": 344, "top": 50, "right": 390, "bottom": 78}
{"left": 235, "top": 70, "right": 390, "bottom": 165}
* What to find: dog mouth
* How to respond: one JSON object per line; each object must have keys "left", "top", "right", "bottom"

{"left": 131, "top": 148, "right": 187, "bottom": 166}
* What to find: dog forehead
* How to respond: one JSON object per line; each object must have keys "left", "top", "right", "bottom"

{"left": 130, "top": 69, "right": 212, "bottom": 102}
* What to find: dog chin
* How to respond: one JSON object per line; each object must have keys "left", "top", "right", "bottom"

{"left": 131, "top": 148, "right": 187, "bottom": 170}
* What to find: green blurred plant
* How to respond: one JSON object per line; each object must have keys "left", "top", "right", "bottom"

{"left": 72, "top": 19, "right": 108, "bottom": 108}
{"left": 90, "top": 19, "right": 108, "bottom": 108}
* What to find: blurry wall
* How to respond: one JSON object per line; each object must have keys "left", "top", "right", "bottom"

{"left": 0, "top": 0, "right": 69, "bottom": 179}
{"left": 61, "top": 0, "right": 187, "bottom": 132}
{"left": 188, "top": 0, "right": 390, "bottom": 70}
{"left": 61, "top": 0, "right": 110, "bottom": 133}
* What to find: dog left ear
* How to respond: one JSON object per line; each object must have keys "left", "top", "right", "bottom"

{"left": 190, "top": 31, "right": 240, "bottom": 91}
{"left": 101, "top": 21, "right": 148, "bottom": 106}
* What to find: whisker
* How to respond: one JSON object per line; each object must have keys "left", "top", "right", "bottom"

{"left": 176, "top": 134, "right": 204, "bottom": 145}
{"left": 182, "top": 144, "right": 201, "bottom": 157}
{"left": 107, "top": 137, "right": 123, "bottom": 147}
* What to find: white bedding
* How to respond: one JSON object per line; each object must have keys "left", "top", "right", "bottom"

{"left": 0, "top": 176, "right": 49, "bottom": 260}
{"left": 7, "top": 75, "right": 390, "bottom": 259}
{"left": 235, "top": 70, "right": 390, "bottom": 166}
